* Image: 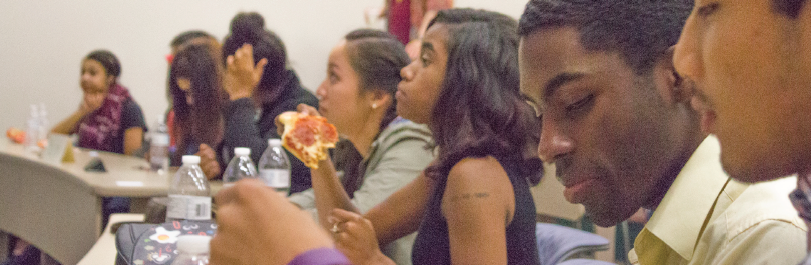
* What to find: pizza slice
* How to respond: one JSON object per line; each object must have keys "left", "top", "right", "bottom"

{"left": 277, "top": 111, "right": 339, "bottom": 169}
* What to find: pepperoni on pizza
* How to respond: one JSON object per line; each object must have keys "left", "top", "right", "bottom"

{"left": 277, "top": 111, "right": 339, "bottom": 169}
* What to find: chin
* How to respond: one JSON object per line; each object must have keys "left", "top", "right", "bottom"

{"left": 583, "top": 206, "right": 629, "bottom": 228}
{"left": 722, "top": 161, "right": 794, "bottom": 183}
{"left": 720, "top": 151, "right": 796, "bottom": 183}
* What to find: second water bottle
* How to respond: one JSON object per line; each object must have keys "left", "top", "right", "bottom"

{"left": 223, "top": 147, "right": 258, "bottom": 187}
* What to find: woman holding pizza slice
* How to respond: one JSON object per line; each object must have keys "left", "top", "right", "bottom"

{"left": 283, "top": 29, "right": 434, "bottom": 265}
{"left": 218, "top": 29, "right": 435, "bottom": 264}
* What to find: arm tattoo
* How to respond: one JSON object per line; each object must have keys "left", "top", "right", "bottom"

{"left": 449, "top": 192, "right": 490, "bottom": 202}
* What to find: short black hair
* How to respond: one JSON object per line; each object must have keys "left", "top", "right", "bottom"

{"left": 773, "top": 0, "right": 808, "bottom": 18}
{"left": 518, "top": 0, "right": 693, "bottom": 74}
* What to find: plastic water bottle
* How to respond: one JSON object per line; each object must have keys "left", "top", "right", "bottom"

{"left": 37, "top": 103, "right": 49, "bottom": 144}
{"left": 167, "top": 155, "right": 211, "bottom": 222}
{"left": 171, "top": 235, "right": 210, "bottom": 265}
{"left": 258, "top": 139, "right": 291, "bottom": 195}
{"left": 149, "top": 116, "right": 170, "bottom": 173}
{"left": 24, "top": 104, "right": 40, "bottom": 153}
{"left": 223, "top": 147, "right": 258, "bottom": 187}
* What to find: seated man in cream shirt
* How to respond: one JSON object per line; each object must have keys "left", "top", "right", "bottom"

{"left": 517, "top": 0, "right": 806, "bottom": 264}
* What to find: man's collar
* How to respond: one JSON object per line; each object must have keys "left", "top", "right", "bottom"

{"left": 643, "top": 135, "right": 732, "bottom": 260}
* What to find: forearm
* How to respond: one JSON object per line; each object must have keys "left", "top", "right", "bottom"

{"left": 122, "top": 127, "right": 144, "bottom": 156}
{"left": 312, "top": 157, "right": 359, "bottom": 229}
{"left": 366, "top": 174, "right": 433, "bottom": 246}
{"left": 51, "top": 110, "right": 86, "bottom": 134}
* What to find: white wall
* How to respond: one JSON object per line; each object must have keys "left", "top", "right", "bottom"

{"left": 0, "top": 0, "right": 529, "bottom": 132}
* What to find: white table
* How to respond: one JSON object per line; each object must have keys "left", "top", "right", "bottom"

{"left": 0, "top": 141, "right": 221, "bottom": 265}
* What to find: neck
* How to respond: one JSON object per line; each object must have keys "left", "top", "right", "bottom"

{"left": 345, "top": 110, "right": 387, "bottom": 159}
{"left": 644, "top": 112, "right": 708, "bottom": 210}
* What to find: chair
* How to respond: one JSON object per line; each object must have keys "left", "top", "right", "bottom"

{"left": 536, "top": 223, "right": 611, "bottom": 265}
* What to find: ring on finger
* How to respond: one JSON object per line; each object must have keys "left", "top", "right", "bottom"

{"left": 331, "top": 223, "right": 340, "bottom": 234}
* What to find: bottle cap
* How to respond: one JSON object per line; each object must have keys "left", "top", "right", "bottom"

{"left": 182, "top": 155, "right": 201, "bottom": 165}
{"left": 268, "top": 138, "right": 282, "bottom": 146}
{"left": 234, "top": 147, "right": 251, "bottom": 156}
{"left": 175, "top": 235, "right": 211, "bottom": 255}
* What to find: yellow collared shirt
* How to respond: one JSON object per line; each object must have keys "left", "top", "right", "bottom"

{"left": 629, "top": 136, "right": 807, "bottom": 265}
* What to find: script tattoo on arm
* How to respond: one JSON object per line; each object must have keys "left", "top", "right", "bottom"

{"left": 449, "top": 192, "right": 490, "bottom": 202}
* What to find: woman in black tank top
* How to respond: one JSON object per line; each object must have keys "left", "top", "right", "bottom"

{"left": 323, "top": 8, "right": 543, "bottom": 265}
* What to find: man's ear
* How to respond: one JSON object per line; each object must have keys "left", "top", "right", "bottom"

{"left": 655, "top": 46, "right": 692, "bottom": 104}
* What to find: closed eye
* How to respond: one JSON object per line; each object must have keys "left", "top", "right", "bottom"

{"left": 566, "top": 94, "right": 594, "bottom": 114}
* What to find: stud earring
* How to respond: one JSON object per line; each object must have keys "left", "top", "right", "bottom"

{"left": 372, "top": 103, "right": 378, "bottom": 109}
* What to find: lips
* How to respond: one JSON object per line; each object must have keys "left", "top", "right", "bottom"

{"left": 691, "top": 97, "right": 716, "bottom": 134}
{"left": 395, "top": 90, "right": 405, "bottom": 101}
{"left": 562, "top": 178, "right": 597, "bottom": 204}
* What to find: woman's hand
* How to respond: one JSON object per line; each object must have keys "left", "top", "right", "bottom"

{"left": 197, "top": 144, "right": 222, "bottom": 180}
{"left": 224, "top": 44, "right": 268, "bottom": 101}
{"left": 329, "top": 209, "right": 394, "bottom": 265}
{"left": 211, "top": 179, "right": 334, "bottom": 265}
{"left": 79, "top": 92, "right": 105, "bottom": 115}
{"left": 274, "top": 104, "right": 321, "bottom": 136}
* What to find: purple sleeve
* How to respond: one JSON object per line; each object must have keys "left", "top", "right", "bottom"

{"left": 287, "top": 248, "right": 351, "bottom": 265}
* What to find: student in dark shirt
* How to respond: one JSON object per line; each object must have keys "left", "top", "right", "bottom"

{"left": 197, "top": 12, "right": 317, "bottom": 194}
{"left": 52, "top": 50, "right": 146, "bottom": 156}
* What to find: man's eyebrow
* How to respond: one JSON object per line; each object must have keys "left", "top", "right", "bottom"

{"left": 544, "top": 72, "right": 586, "bottom": 99}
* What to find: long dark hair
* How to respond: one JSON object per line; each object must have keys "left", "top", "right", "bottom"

{"left": 169, "top": 42, "right": 224, "bottom": 162}
{"left": 222, "top": 12, "right": 290, "bottom": 105}
{"left": 424, "top": 8, "right": 542, "bottom": 185}
{"left": 337, "top": 29, "right": 412, "bottom": 196}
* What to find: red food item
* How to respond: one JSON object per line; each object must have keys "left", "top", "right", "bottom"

{"left": 277, "top": 112, "right": 339, "bottom": 169}
{"left": 6, "top": 127, "right": 25, "bottom": 144}
{"left": 37, "top": 139, "right": 48, "bottom": 149}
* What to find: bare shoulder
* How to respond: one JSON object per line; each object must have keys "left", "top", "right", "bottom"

{"left": 442, "top": 157, "right": 515, "bottom": 217}
{"left": 446, "top": 156, "right": 512, "bottom": 191}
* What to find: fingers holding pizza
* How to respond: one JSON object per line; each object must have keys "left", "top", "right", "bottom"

{"left": 275, "top": 105, "right": 339, "bottom": 169}
{"left": 275, "top": 104, "right": 321, "bottom": 136}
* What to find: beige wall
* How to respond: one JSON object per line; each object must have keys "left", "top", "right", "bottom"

{"left": 0, "top": 0, "right": 528, "bottom": 131}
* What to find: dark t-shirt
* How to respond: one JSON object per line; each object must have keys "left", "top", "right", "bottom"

{"left": 106, "top": 99, "right": 147, "bottom": 155}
